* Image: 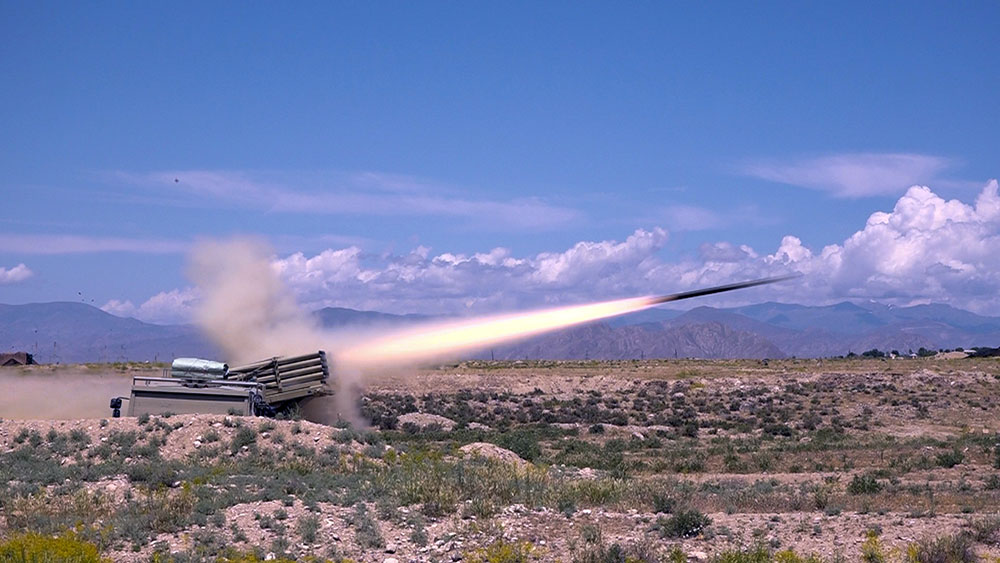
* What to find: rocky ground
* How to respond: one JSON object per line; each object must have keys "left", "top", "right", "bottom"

{"left": 2, "top": 357, "right": 1000, "bottom": 561}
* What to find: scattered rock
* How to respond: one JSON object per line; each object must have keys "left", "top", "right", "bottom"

{"left": 459, "top": 442, "right": 527, "bottom": 466}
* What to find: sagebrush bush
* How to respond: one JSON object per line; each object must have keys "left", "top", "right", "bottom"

{"left": 861, "top": 531, "right": 887, "bottom": 563}
{"left": 495, "top": 429, "right": 542, "bottom": 462}
{"left": 935, "top": 450, "right": 964, "bottom": 469}
{"left": 847, "top": 473, "right": 883, "bottom": 495}
{"left": 906, "top": 533, "right": 975, "bottom": 563}
{"left": 968, "top": 515, "right": 1000, "bottom": 543}
{"left": 651, "top": 492, "right": 675, "bottom": 514}
{"left": 712, "top": 546, "right": 770, "bottom": 563}
{"left": 656, "top": 509, "right": 711, "bottom": 538}
{"left": 465, "top": 539, "right": 534, "bottom": 563}
{"left": 774, "top": 550, "right": 824, "bottom": 563}
{"left": 346, "top": 503, "right": 383, "bottom": 549}
{"left": 0, "top": 531, "right": 109, "bottom": 563}
{"left": 230, "top": 427, "right": 258, "bottom": 454}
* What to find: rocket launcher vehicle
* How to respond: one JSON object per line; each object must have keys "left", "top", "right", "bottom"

{"left": 107, "top": 274, "right": 797, "bottom": 417}
{"left": 110, "top": 351, "right": 330, "bottom": 417}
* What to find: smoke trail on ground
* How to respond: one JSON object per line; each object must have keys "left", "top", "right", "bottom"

{"left": 0, "top": 370, "right": 131, "bottom": 419}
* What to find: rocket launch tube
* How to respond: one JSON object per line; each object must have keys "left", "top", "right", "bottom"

{"left": 646, "top": 273, "right": 802, "bottom": 306}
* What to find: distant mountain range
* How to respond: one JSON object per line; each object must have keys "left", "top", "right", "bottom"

{"left": 0, "top": 302, "right": 218, "bottom": 364}
{"left": 2, "top": 300, "right": 999, "bottom": 363}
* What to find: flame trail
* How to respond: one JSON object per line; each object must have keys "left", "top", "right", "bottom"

{"left": 338, "top": 274, "right": 798, "bottom": 369}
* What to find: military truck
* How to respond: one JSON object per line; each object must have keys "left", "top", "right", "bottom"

{"left": 110, "top": 351, "right": 330, "bottom": 417}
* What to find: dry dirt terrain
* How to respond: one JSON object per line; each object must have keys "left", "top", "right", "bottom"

{"left": 2, "top": 357, "right": 1000, "bottom": 562}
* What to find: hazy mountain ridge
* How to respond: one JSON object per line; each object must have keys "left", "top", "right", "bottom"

{"left": 0, "top": 303, "right": 218, "bottom": 363}
{"left": 487, "top": 321, "right": 785, "bottom": 361}
{"left": 1, "top": 301, "right": 998, "bottom": 363}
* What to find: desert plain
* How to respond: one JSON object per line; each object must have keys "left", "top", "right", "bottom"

{"left": 2, "top": 357, "right": 1000, "bottom": 562}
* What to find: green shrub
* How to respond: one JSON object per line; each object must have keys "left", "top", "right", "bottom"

{"left": 656, "top": 509, "right": 711, "bottom": 538}
{"left": 981, "top": 473, "right": 1000, "bottom": 491}
{"left": 969, "top": 515, "right": 1000, "bottom": 543}
{"left": 68, "top": 428, "right": 90, "bottom": 446}
{"left": 495, "top": 429, "right": 542, "bottom": 462}
{"left": 409, "top": 514, "right": 428, "bottom": 547}
{"left": 906, "top": 533, "right": 975, "bottom": 563}
{"left": 208, "top": 550, "right": 302, "bottom": 563}
{"left": 230, "top": 427, "right": 258, "bottom": 454}
{"left": 651, "top": 492, "right": 675, "bottom": 514}
{"left": 12, "top": 428, "right": 30, "bottom": 444}
{"left": 862, "top": 531, "right": 887, "bottom": 563}
{"left": 0, "top": 531, "right": 109, "bottom": 563}
{"left": 936, "top": 450, "right": 964, "bottom": 468}
{"left": 713, "top": 546, "right": 770, "bottom": 563}
{"left": 774, "top": 550, "right": 823, "bottom": 563}
{"left": 571, "top": 543, "right": 635, "bottom": 563}
{"left": 466, "top": 539, "right": 534, "bottom": 563}
{"left": 346, "top": 504, "right": 383, "bottom": 549}
{"left": 847, "top": 473, "right": 883, "bottom": 495}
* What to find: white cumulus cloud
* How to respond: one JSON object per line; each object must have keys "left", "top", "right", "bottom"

{"left": 0, "top": 263, "right": 33, "bottom": 284}
{"left": 817, "top": 180, "right": 1000, "bottom": 308}
{"left": 265, "top": 227, "right": 672, "bottom": 314}
{"left": 102, "top": 288, "right": 200, "bottom": 324}
{"left": 109, "top": 179, "right": 1000, "bottom": 322}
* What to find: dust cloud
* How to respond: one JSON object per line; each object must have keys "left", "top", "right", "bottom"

{"left": 188, "top": 238, "right": 326, "bottom": 364}
{"left": 188, "top": 238, "right": 362, "bottom": 424}
{"left": 0, "top": 370, "right": 131, "bottom": 420}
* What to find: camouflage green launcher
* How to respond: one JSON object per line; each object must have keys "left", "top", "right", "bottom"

{"left": 111, "top": 351, "right": 330, "bottom": 417}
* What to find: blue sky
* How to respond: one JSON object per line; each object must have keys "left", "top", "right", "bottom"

{"left": 2, "top": 2, "right": 999, "bottom": 321}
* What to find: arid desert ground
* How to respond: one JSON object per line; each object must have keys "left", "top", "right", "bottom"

{"left": 2, "top": 357, "right": 1000, "bottom": 562}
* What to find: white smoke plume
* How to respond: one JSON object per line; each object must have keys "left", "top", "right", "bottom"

{"left": 189, "top": 238, "right": 325, "bottom": 364}
{"left": 188, "top": 238, "right": 367, "bottom": 423}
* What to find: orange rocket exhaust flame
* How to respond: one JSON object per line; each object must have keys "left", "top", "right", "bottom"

{"left": 338, "top": 274, "right": 799, "bottom": 369}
